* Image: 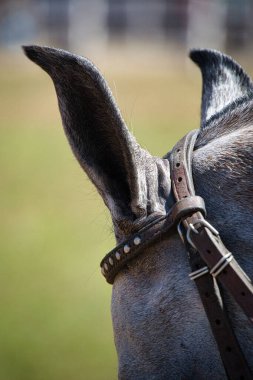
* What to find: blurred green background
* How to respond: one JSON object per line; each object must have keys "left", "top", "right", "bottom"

{"left": 1, "top": 1, "right": 253, "bottom": 379}
{"left": 0, "top": 50, "right": 201, "bottom": 380}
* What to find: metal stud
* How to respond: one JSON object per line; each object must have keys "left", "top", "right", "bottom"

{"left": 109, "top": 257, "right": 114, "bottom": 266}
{"left": 123, "top": 244, "right": 130, "bottom": 253}
{"left": 115, "top": 252, "right": 121, "bottom": 260}
{"left": 104, "top": 263, "right": 108, "bottom": 271}
{"left": 133, "top": 236, "right": 141, "bottom": 246}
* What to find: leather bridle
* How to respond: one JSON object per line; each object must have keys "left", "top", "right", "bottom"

{"left": 100, "top": 129, "right": 253, "bottom": 379}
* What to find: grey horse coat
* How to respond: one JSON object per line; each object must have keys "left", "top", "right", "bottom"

{"left": 24, "top": 46, "right": 253, "bottom": 379}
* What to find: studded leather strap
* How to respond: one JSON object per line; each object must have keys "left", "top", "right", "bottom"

{"left": 101, "top": 195, "right": 206, "bottom": 284}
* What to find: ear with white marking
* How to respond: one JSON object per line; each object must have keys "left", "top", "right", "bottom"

{"left": 190, "top": 49, "right": 253, "bottom": 129}
{"left": 23, "top": 45, "right": 149, "bottom": 223}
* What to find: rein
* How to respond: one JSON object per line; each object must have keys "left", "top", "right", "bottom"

{"left": 100, "top": 130, "right": 253, "bottom": 379}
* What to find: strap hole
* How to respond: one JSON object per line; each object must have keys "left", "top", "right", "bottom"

{"left": 195, "top": 264, "right": 200, "bottom": 269}
{"left": 177, "top": 177, "right": 182, "bottom": 182}
{"left": 177, "top": 148, "right": 180, "bottom": 153}
{"left": 204, "top": 292, "right": 210, "bottom": 298}
{"left": 207, "top": 249, "right": 211, "bottom": 254}
{"left": 176, "top": 162, "right": 180, "bottom": 167}
{"left": 215, "top": 319, "right": 221, "bottom": 325}
{"left": 241, "top": 291, "right": 246, "bottom": 296}
{"left": 226, "top": 346, "right": 232, "bottom": 352}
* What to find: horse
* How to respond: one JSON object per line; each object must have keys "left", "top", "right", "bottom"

{"left": 23, "top": 45, "right": 253, "bottom": 379}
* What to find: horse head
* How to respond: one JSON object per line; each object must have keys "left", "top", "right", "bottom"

{"left": 24, "top": 46, "right": 253, "bottom": 379}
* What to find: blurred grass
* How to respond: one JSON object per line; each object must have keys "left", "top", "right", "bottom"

{"left": 0, "top": 49, "right": 201, "bottom": 380}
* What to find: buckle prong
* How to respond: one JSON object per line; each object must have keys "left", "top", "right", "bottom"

{"left": 177, "top": 221, "right": 185, "bottom": 244}
{"left": 186, "top": 219, "right": 219, "bottom": 250}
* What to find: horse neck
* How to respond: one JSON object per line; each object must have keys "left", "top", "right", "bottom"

{"left": 112, "top": 137, "right": 253, "bottom": 378}
{"left": 193, "top": 143, "right": 253, "bottom": 367}
{"left": 112, "top": 234, "right": 227, "bottom": 378}
{"left": 193, "top": 141, "right": 253, "bottom": 278}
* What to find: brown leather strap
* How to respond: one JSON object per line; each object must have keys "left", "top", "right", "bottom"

{"left": 188, "top": 246, "right": 252, "bottom": 380}
{"left": 170, "top": 130, "right": 253, "bottom": 379}
{"left": 101, "top": 195, "right": 206, "bottom": 284}
{"left": 171, "top": 196, "right": 206, "bottom": 222}
{"left": 170, "top": 130, "right": 253, "bottom": 322}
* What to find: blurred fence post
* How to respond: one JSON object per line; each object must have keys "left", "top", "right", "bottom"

{"left": 225, "top": 0, "right": 251, "bottom": 51}
{"left": 107, "top": 0, "right": 127, "bottom": 41}
{"left": 163, "top": 0, "right": 188, "bottom": 44}
{"left": 47, "top": 0, "right": 69, "bottom": 50}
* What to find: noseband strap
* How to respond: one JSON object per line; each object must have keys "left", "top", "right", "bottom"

{"left": 100, "top": 129, "right": 253, "bottom": 379}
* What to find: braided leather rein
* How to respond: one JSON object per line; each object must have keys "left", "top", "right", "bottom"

{"left": 100, "top": 129, "right": 253, "bottom": 379}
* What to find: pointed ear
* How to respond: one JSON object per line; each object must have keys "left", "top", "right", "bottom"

{"left": 23, "top": 45, "right": 147, "bottom": 222}
{"left": 190, "top": 49, "right": 253, "bottom": 129}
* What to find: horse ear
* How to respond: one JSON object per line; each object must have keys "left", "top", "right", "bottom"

{"left": 190, "top": 49, "right": 253, "bottom": 129}
{"left": 23, "top": 45, "right": 148, "bottom": 222}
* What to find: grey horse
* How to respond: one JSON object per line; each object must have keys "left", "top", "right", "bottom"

{"left": 24, "top": 46, "right": 253, "bottom": 379}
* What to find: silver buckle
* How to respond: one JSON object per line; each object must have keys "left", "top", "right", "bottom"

{"left": 186, "top": 219, "right": 219, "bottom": 250}
{"left": 186, "top": 219, "right": 233, "bottom": 278}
